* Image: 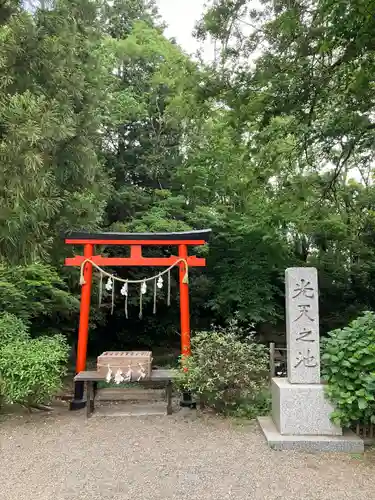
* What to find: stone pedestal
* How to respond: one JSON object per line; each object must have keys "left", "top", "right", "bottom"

{"left": 258, "top": 267, "right": 364, "bottom": 452}
{"left": 258, "top": 416, "right": 364, "bottom": 452}
{"left": 271, "top": 378, "right": 341, "bottom": 436}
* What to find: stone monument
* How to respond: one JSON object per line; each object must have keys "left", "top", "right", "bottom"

{"left": 258, "top": 267, "right": 363, "bottom": 452}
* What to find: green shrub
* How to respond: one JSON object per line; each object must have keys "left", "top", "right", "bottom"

{"left": 0, "top": 314, "right": 69, "bottom": 406}
{"left": 231, "top": 389, "right": 271, "bottom": 419}
{"left": 0, "top": 264, "right": 80, "bottom": 336}
{"left": 176, "top": 320, "right": 269, "bottom": 415}
{"left": 0, "top": 312, "right": 29, "bottom": 346}
{"left": 321, "top": 311, "right": 375, "bottom": 427}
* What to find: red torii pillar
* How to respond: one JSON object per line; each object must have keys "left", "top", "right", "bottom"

{"left": 64, "top": 230, "right": 211, "bottom": 409}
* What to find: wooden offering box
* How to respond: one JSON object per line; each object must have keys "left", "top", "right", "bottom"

{"left": 97, "top": 351, "right": 152, "bottom": 379}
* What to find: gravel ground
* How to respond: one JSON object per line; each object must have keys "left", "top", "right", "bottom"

{"left": 1, "top": 404, "right": 375, "bottom": 500}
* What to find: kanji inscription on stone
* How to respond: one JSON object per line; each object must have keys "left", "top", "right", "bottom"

{"left": 285, "top": 267, "right": 320, "bottom": 384}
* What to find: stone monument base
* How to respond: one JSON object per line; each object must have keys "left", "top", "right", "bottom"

{"left": 271, "top": 377, "right": 341, "bottom": 436}
{"left": 258, "top": 416, "right": 364, "bottom": 452}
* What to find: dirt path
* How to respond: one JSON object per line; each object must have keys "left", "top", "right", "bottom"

{"left": 1, "top": 405, "right": 374, "bottom": 500}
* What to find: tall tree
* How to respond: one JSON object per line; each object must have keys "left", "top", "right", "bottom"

{"left": 0, "top": 0, "right": 111, "bottom": 263}
{"left": 101, "top": 1, "right": 201, "bottom": 229}
{"left": 193, "top": 0, "right": 375, "bottom": 331}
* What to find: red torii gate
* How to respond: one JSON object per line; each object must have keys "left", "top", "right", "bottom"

{"left": 64, "top": 229, "right": 211, "bottom": 408}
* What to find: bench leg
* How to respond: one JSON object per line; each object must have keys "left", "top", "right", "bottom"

{"left": 93, "top": 381, "right": 98, "bottom": 400}
{"left": 86, "top": 382, "right": 93, "bottom": 418}
{"left": 166, "top": 381, "right": 173, "bottom": 415}
{"left": 92, "top": 381, "right": 98, "bottom": 412}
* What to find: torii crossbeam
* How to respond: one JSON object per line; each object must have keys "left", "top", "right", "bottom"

{"left": 64, "top": 229, "right": 211, "bottom": 409}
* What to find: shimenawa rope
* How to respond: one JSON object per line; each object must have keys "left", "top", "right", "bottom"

{"left": 79, "top": 257, "right": 189, "bottom": 317}
{"left": 79, "top": 257, "right": 189, "bottom": 286}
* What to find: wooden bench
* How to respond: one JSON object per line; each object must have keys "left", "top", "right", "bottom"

{"left": 74, "top": 369, "right": 175, "bottom": 418}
